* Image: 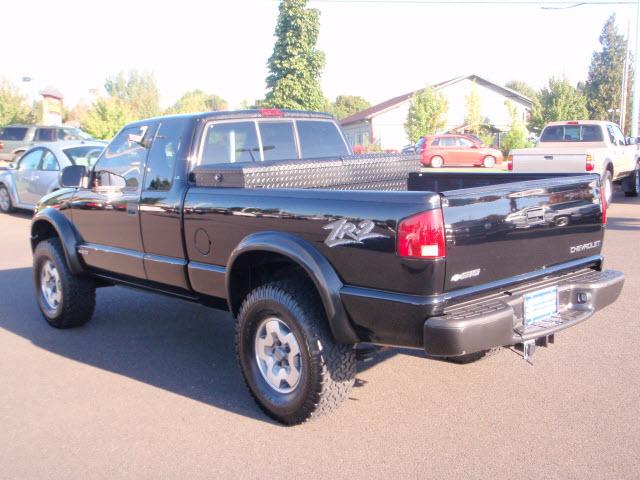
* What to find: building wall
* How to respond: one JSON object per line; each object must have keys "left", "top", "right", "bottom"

{"left": 355, "top": 79, "right": 530, "bottom": 150}
{"left": 342, "top": 122, "right": 371, "bottom": 147}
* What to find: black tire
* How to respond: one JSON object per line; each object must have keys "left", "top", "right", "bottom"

{"left": 601, "top": 169, "right": 613, "bottom": 207}
{"left": 33, "top": 238, "right": 96, "bottom": 328}
{"left": 623, "top": 165, "right": 639, "bottom": 197}
{"left": 0, "top": 185, "right": 15, "bottom": 213}
{"left": 236, "top": 280, "right": 356, "bottom": 425}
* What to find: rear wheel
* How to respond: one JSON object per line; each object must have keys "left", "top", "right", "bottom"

{"left": 623, "top": 164, "right": 639, "bottom": 197}
{"left": 33, "top": 238, "right": 96, "bottom": 328}
{"left": 601, "top": 170, "right": 613, "bottom": 206}
{"left": 0, "top": 185, "right": 14, "bottom": 213}
{"left": 430, "top": 156, "right": 444, "bottom": 168}
{"left": 236, "top": 280, "right": 356, "bottom": 425}
{"left": 482, "top": 155, "right": 496, "bottom": 168}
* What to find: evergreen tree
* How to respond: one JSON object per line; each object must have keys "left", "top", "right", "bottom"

{"left": 264, "top": 0, "right": 326, "bottom": 110}
{"left": 585, "top": 14, "right": 633, "bottom": 132}
{"left": 105, "top": 70, "right": 161, "bottom": 120}
{"left": 529, "top": 77, "right": 588, "bottom": 133}
{"left": 404, "top": 86, "right": 448, "bottom": 142}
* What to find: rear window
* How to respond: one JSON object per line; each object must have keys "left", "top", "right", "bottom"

{"left": 259, "top": 121, "right": 297, "bottom": 161}
{"left": 35, "top": 128, "right": 57, "bottom": 142}
{"left": 63, "top": 146, "right": 105, "bottom": 167}
{"left": 297, "top": 120, "right": 348, "bottom": 158}
{"left": 540, "top": 125, "right": 604, "bottom": 142}
{"left": 0, "top": 127, "right": 28, "bottom": 141}
{"left": 202, "top": 121, "right": 260, "bottom": 164}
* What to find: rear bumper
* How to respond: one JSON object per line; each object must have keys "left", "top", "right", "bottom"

{"left": 423, "top": 269, "right": 624, "bottom": 357}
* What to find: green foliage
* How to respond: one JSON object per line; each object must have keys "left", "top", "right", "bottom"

{"left": 81, "top": 97, "right": 133, "bottom": 140}
{"left": 166, "top": 90, "right": 228, "bottom": 114}
{"left": 264, "top": 0, "right": 326, "bottom": 111}
{"left": 464, "top": 83, "right": 483, "bottom": 135}
{"left": 501, "top": 101, "right": 530, "bottom": 155}
{"left": 584, "top": 14, "right": 633, "bottom": 133}
{"left": 528, "top": 77, "right": 588, "bottom": 133}
{"left": 0, "top": 79, "right": 31, "bottom": 126}
{"left": 104, "top": 70, "right": 161, "bottom": 119}
{"left": 505, "top": 80, "right": 538, "bottom": 101}
{"left": 404, "top": 86, "right": 448, "bottom": 142}
{"left": 330, "top": 95, "right": 371, "bottom": 120}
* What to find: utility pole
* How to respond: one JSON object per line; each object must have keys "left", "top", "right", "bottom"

{"left": 632, "top": 0, "right": 640, "bottom": 137}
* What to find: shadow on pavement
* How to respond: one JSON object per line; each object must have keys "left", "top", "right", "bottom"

{"left": 0, "top": 266, "right": 414, "bottom": 423}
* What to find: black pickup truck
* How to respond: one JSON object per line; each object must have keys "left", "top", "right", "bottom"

{"left": 30, "top": 110, "right": 624, "bottom": 425}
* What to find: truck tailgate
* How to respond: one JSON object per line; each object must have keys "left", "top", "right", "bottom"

{"left": 512, "top": 152, "right": 587, "bottom": 172}
{"left": 439, "top": 175, "right": 603, "bottom": 292}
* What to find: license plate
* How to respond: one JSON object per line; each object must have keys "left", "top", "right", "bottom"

{"left": 523, "top": 286, "right": 558, "bottom": 326}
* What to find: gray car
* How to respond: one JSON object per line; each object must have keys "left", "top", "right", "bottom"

{"left": 0, "top": 141, "right": 104, "bottom": 212}
{"left": 0, "top": 124, "right": 100, "bottom": 163}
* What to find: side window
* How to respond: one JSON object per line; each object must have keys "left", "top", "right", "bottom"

{"left": 18, "top": 150, "right": 43, "bottom": 170}
{"left": 93, "top": 125, "right": 150, "bottom": 190}
{"left": 40, "top": 150, "right": 59, "bottom": 171}
{"left": 296, "top": 120, "right": 349, "bottom": 158}
{"left": 201, "top": 121, "right": 259, "bottom": 165}
{"left": 612, "top": 125, "right": 626, "bottom": 146}
{"left": 457, "top": 137, "right": 474, "bottom": 147}
{"left": 144, "top": 120, "right": 188, "bottom": 191}
{"left": 606, "top": 125, "right": 617, "bottom": 145}
{"left": 431, "top": 137, "right": 440, "bottom": 146}
{"left": 259, "top": 121, "right": 298, "bottom": 161}
{"left": 440, "top": 137, "right": 457, "bottom": 147}
{"left": 35, "top": 128, "right": 57, "bottom": 142}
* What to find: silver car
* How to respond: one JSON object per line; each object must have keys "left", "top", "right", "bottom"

{"left": 0, "top": 141, "right": 104, "bottom": 212}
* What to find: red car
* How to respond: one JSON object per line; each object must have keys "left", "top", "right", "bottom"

{"left": 417, "top": 134, "right": 503, "bottom": 168}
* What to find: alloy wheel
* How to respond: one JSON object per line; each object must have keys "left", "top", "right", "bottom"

{"left": 254, "top": 316, "right": 302, "bottom": 394}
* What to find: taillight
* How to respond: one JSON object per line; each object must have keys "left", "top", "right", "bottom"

{"left": 600, "top": 188, "right": 607, "bottom": 225}
{"left": 507, "top": 155, "right": 513, "bottom": 171}
{"left": 260, "top": 108, "right": 283, "bottom": 117}
{"left": 0, "top": 142, "right": 3, "bottom": 150}
{"left": 586, "top": 154, "right": 594, "bottom": 171}
{"left": 397, "top": 209, "right": 446, "bottom": 259}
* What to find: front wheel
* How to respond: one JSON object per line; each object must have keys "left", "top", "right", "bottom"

{"left": 482, "top": 155, "right": 496, "bottom": 168}
{"left": 236, "top": 280, "right": 356, "bottom": 425}
{"left": 0, "top": 185, "right": 14, "bottom": 213}
{"left": 623, "top": 165, "right": 639, "bottom": 197}
{"left": 33, "top": 238, "right": 96, "bottom": 328}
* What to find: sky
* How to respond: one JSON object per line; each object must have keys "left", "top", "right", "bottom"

{"left": 1, "top": 0, "right": 635, "bottom": 110}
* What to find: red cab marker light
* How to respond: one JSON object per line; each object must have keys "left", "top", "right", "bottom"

{"left": 566, "top": 121, "right": 579, "bottom": 125}
{"left": 398, "top": 209, "right": 446, "bottom": 259}
{"left": 260, "top": 108, "right": 284, "bottom": 117}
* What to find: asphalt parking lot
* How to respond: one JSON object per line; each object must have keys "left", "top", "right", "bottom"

{"left": 0, "top": 190, "right": 638, "bottom": 480}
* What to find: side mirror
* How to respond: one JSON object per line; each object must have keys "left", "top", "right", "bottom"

{"left": 626, "top": 137, "right": 640, "bottom": 146}
{"left": 60, "top": 165, "right": 87, "bottom": 188}
{"left": 7, "top": 162, "right": 16, "bottom": 170}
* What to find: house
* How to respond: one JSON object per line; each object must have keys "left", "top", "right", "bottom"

{"left": 341, "top": 74, "right": 533, "bottom": 150}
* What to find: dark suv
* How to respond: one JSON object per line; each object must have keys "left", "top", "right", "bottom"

{"left": 0, "top": 125, "right": 95, "bottom": 163}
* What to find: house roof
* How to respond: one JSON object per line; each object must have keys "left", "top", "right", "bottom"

{"left": 341, "top": 74, "right": 533, "bottom": 126}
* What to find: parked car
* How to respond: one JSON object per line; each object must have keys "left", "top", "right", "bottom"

{"left": 0, "top": 124, "right": 101, "bottom": 163}
{"left": 417, "top": 134, "right": 504, "bottom": 168}
{"left": 0, "top": 141, "right": 104, "bottom": 212}
{"left": 28, "top": 109, "right": 623, "bottom": 425}
{"left": 508, "top": 120, "right": 640, "bottom": 204}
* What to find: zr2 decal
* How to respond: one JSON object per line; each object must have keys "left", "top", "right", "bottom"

{"left": 323, "top": 219, "right": 388, "bottom": 248}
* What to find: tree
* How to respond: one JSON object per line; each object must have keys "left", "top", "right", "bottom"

{"left": 505, "top": 80, "right": 538, "bottom": 101}
{"left": 464, "top": 83, "right": 483, "bottom": 135}
{"left": 0, "top": 79, "right": 31, "bottom": 126}
{"left": 584, "top": 14, "right": 633, "bottom": 132}
{"left": 528, "top": 77, "right": 588, "bottom": 133}
{"left": 166, "top": 90, "right": 228, "bottom": 114}
{"left": 81, "top": 97, "right": 133, "bottom": 140}
{"left": 501, "top": 101, "right": 530, "bottom": 155}
{"left": 330, "top": 95, "right": 371, "bottom": 120}
{"left": 264, "top": 0, "right": 326, "bottom": 110}
{"left": 404, "top": 86, "right": 448, "bottom": 142}
{"left": 105, "top": 70, "right": 161, "bottom": 119}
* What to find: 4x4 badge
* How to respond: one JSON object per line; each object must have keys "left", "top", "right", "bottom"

{"left": 323, "top": 219, "right": 388, "bottom": 247}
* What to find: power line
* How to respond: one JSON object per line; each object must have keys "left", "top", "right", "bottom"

{"left": 308, "top": 0, "right": 633, "bottom": 5}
